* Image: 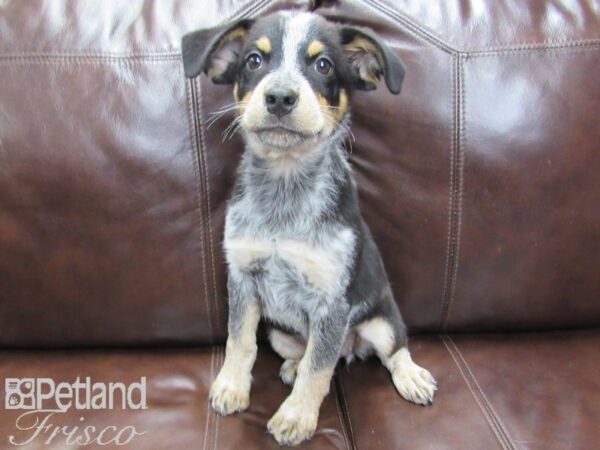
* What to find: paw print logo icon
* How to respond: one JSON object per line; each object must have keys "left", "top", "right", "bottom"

{"left": 5, "top": 379, "right": 35, "bottom": 410}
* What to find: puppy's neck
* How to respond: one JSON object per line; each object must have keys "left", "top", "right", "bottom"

{"left": 244, "top": 142, "right": 329, "bottom": 184}
{"left": 239, "top": 137, "right": 350, "bottom": 229}
{"left": 251, "top": 146, "right": 325, "bottom": 177}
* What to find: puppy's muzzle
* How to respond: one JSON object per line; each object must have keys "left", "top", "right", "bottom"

{"left": 265, "top": 87, "right": 298, "bottom": 118}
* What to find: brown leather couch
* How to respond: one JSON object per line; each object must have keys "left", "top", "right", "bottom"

{"left": 1, "top": 1, "right": 599, "bottom": 449}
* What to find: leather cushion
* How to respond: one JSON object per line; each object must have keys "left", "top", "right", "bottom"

{"left": 339, "top": 330, "right": 600, "bottom": 449}
{"left": 0, "top": 347, "right": 350, "bottom": 449}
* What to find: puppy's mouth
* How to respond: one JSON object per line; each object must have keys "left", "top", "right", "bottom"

{"left": 253, "top": 125, "right": 310, "bottom": 137}
{"left": 248, "top": 125, "right": 321, "bottom": 148}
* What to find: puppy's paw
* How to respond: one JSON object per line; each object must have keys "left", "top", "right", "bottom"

{"left": 267, "top": 398, "right": 318, "bottom": 446}
{"left": 389, "top": 348, "right": 437, "bottom": 406}
{"left": 209, "top": 373, "right": 250, "bottom": 416}
{"left": 279, "top": 359, "right": 299, "bottom": 386}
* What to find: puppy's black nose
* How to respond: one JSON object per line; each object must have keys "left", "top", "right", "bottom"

{"left": 265, "top": 88, "right": 298, "bottom": 118}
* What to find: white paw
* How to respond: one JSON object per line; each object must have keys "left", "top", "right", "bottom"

{"left": 389, "top": 348, "right": 437, "bottom": 406}
{"left": 267, "top": 398, "right": 318, "bottom": 446}
{"left": 209, "top": 373, "right": 250, "bottom": 415}
{"left": 280, "top": 360, "right": 299, "bottom": 386}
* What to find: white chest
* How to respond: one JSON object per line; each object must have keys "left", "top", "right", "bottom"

{"left": 224, "top": 229, "right": 354, "bottom": 293}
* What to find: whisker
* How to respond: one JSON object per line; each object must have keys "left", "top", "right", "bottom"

{"left": 206, "top": 102, "right": 248, "bottom": 130}
{"left": 208, "top": 106, "right": 239, "bottom": 117}
{"left": 209, "top": 101, "right": 248, "bottom": 115}
{"left": 221, "top": 116, "right": 243, "bottom": 142}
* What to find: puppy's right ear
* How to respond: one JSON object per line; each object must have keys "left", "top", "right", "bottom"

{"left": 182, "top": 19, "right": 254, "bottom": 82}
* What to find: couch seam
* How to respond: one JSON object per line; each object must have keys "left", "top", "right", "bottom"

{"left": 0, "top": 55, "right": 180, "bottom": 66}
{"left": 195, "top": 79, "right": 221, "bottom": 340}
{"left": 440, "top": 54, "right": 458, "bottom": 330}
{"left": 187, "top": 78, "right": 215, "bottom": 344}
{"left": 228, "top": 0, "right": 273, "bottom": 23}
{"left": 442, "top": 335, "right": 514, "bottom": 450}
{"left": 445, "top": 54, "right": 465, "bottom": 330}
{"left": 0, "top": 52, "right": 180, "bottom": 60}
{"left": 440, "top": 54, "right": 465, "bottom": 331}
{"left": 203, "top": 347, "right": 216, "bottom": 450}
{"left": 333, "top": 378, "right": 351, "bottom": 450}
{"left": 0, "top": 42, "right": 596, "bottom": 64}
{"left": 362, "top": 0, "right": 457, "bottom": 53}
{"left": 212, "top": 347, "right": 224, "bottom": 450}
{"left": 465, "top": 38, "right": 600, "bottom": 54}
{"left": 469, "top": 44, "right": 600, "bottom": 58}
{"left": 335, "top": 370, "right": 357, "bottom": 450}
{"left": 356, "top": 0, "right": 600, "bottom": 54}
{"left": 446, "top": 337, "right": 515, "bottom": 449}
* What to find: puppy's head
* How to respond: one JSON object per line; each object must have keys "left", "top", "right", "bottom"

{"left": 183, "top": 12, "right": 404, "bottom": 154}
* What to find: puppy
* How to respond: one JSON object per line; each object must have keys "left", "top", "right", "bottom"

{"left": 182, "top": 11, "right": 437, "bottom": 446}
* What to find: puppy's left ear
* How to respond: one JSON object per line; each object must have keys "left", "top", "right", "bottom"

{"left": 340, "top": 26, "right": 405, "bottom": 94}
{"left": 182, "top": 19, "right": 254, "bottom": 82}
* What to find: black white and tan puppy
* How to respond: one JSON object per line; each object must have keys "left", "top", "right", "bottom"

{"left": 182, "top": 11, "right": 437, "bottom": 446}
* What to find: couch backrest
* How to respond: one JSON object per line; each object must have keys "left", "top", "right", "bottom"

{"left": 1, "top": 0, "right": 598, "bottom": 348}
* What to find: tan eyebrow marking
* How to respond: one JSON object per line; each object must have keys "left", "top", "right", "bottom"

{"left": 307, "top": 40, "right": 324, "bottom": 58}
{"left": 256, "top": 36, "right": 271, "bottom": 54}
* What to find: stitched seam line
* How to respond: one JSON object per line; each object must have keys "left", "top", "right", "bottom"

{"left": 357, "top": 0, "right": 600, "bottom": 54}
{"left": 228, "top": 0, "right": 272, "bottom": 22}
{"left": 440, "top": 54, "right": 458, "bottom": 330}
{"left": 0, "top": 56, "right": 180, "bottom": 66}
{"left": 333, "top": 376, "right": 351, "bottom": 450}
{"left": 0, "top": 52, "right": 180, "bottom": 60}
{"left": 212, "top": 347, "right": 224, "bottom": 450}
{"left": 448, "top": 337, "right": 515, "bottom": 449}
{"left": 441, "top": 336, "right": 507, "bottom": 450}
{"left": 202, "top": 347, "right": 216, "bottom": 450}
{"left": 465, "top": 38, "right": 600, "bottom": 54}
{"left": 195, "top": 79, "right": 221, "bottom": 342}
{"left": 363, "top": 0, "right": 457, "bottom": 53}
{"left": 335, "top": 370, "right": 357, "bottom": 450}
{"left": 469, "top": 44, "right": 600, "bottom": 58}
{"left": 187, "top": 78, "right": 214, "bottom": 344}
{"left": 440, "top": 54, "right": 465, "bottom": 330}
{"left": 442, "top": 335, "right": 514, "bottom": 450}
{"left": 445, "top": 55, "right": 465, "bottom": 330}
{"left": 1, "top": 42, "right": 596, "bottom": 64}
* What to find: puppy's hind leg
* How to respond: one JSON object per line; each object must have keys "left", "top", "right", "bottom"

{"left": 357, "top": 289, "right": 437, "bottom": 405}
{"left": 269, "top": 328, "right": 306, "bottom": 386}
{"left": 267, "top": 308, "right": 347, "bottom": 446}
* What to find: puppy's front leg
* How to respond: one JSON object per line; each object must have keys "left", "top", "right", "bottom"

{"left": 209, "top": 277, "right": 260, "bottom": 415}
{"left": 267, "top": 309, "right": 346, "bottom": 446}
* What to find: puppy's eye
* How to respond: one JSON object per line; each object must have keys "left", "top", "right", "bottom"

{"left": 315, "top": 58, "right": 332, "bottom": 75}
{"left": 246, "top": 53, "right": 262, "bottom": 70}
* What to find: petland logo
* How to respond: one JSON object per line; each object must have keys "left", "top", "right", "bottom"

{"left": 4, "top": 377, "right": 148, "bottom": 446}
